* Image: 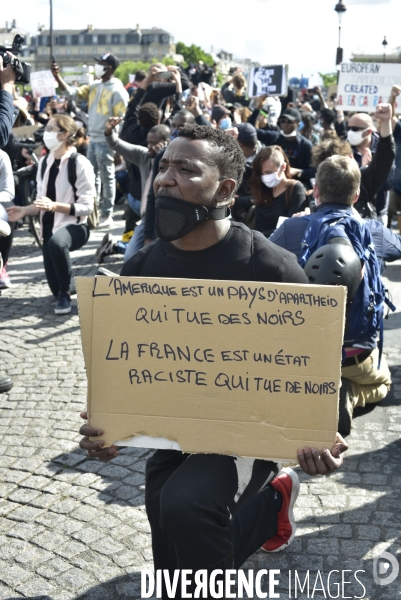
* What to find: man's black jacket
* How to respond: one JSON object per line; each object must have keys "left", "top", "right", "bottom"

{"left": 354, "top": 134, "right": 395, "bottom": 218}
{"left": 248, "top": 108, "right": 315, "bottom": 185}
{"left": 0, "top": 90, "right": 14, "bottom": 148}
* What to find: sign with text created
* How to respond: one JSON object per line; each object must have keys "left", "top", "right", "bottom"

{"left": 337, "top": 62, "right": 401, "bottom": 113}
{"left": 76, "top": 276, "right": 346, "bottom": 462}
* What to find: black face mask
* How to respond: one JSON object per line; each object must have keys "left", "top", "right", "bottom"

{"left": 154, "top": 195, "right": 230, "bottom": 242}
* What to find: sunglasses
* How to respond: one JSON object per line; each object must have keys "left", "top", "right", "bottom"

{"left": 347, "top": 126, "right": 367, "bottom": 132}
{"left": 278, "top": 118, "right": 294, "bottom": 125}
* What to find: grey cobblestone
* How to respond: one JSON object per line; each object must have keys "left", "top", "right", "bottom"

{"left": 71, "top": 527, "right": 107, "bottom": 544}
{"left": 33, "top": 530, "right": 70, "bottom": 551}
{"left": 0, "top": 226, "right": 400, "bottom": 599}
{"left": 54, "top": 540, "right": 88, "bottom": 559}
{"left": 15, "top": 575, "right": 56, "bottom": 596}
{"left": 36, "top": 556, "right": 72, "bottom": 578}
{"left": 7, "top": 505, "right": 44, "bottom": 522}
{"left": 57, "top": 567, "right": 96, "bottom": 590}
{"left": 49, "top": 498, "right": 80, "bottom": 514}
{"left": 8, "top": 487, "right": 41, "bottom": 504}
{"left": 0, "top": 560, "right": 32, "bottom": 586}
{"left": 14, "top": 545, "right": 54, "bottom": 565}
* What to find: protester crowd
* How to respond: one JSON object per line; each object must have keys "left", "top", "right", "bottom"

{"left": 1, "top": 48, "right": 401, "bottom": 598}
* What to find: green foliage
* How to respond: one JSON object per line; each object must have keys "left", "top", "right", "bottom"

{"left": 115, "top": 61, "right": 149, "bottom": 84}
{"left": 319, "top": 72, "right": 338, "bottom": 88}
{"left": 115, "top": 57, "right": 175, "bottom": 84}
{"left": 216, "top": 72, "right": 224, "bottom": 86}
{"left": 175, "top": 42, "right": 214, "bottom": 68}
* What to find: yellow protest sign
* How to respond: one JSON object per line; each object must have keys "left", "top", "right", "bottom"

{"left": 76, "top": 276, "right": 346, "bottom": 462}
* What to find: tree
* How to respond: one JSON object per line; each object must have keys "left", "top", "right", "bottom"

{"left": 175, "top": 42, "right": 214, "bottom": 67}
{"left": 319, "top": 72, "right": 338, "bottom": 88}
{"left": 115, "top": 57, "right": 175, "bottom": 85}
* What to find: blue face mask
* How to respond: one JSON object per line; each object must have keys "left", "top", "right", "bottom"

{"left": 219, "top": 117, "right": 232, "bottom": 130}
{"left": 170, "top": 128, "right": 179, "bottom": 141}
{"left": 298, "top": 121, "right": 305, "bottom": 131}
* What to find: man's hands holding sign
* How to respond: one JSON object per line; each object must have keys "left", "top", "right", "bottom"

{"left": 297, "top": 433, "right": 348, "bottom": 476}
{"left": 79, "top": 411, "right": 348, "bottom": 475}
{"left": 79, "top": 411, "right": 119, "bottom": 461}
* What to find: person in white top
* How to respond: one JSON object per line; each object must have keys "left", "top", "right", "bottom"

{"left": 0, "top": 148, "right": 14, "bottom": 288}
{"left": 7, "top": 114, "right": 95, "bottom": 315}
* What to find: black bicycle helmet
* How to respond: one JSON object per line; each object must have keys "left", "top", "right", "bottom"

{"left": 304, "top": 237, "right": 362, "bottom": 301}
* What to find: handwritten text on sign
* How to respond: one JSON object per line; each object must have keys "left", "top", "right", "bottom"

{"left": 337, "top": 62, "right": 401, "bottom": 113}
{"left": 79, "top": 276, "right": 346, "bottom": 460}
{"left": 30, "top": 70, "right": 57, "bottom": 100}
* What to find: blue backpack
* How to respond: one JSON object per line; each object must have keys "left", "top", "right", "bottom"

{"left": 298, "top": 207, "right": 395, "bottom": 364}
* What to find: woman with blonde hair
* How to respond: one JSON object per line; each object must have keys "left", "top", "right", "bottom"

{"left": 250, "top": 145, "right": 306, "bottom": 237}
{"left": 8, "top": 114, "right": 95, "bottom": 314}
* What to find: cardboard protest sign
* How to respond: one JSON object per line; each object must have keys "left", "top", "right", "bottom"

{"left": 30, "top": 70, "right": 57, "bottom": 99}
{"left": 337, "top": 62, "right": 401, "bottom": 113}
{"left": 11, "top": 124, "right": 42, "bottom": 139}
{"left": 249, "top": 65, "right": 288, "bottom": 97}
{"left": 76, "top": 276, "right": 346, "bottom": 462}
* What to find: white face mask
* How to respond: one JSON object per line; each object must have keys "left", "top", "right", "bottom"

{"left": 261, "top": 167, "right": 284, "bottom": 188}
{"left": 280, "top": 128, "right": 297, "bottom": 138}
{"left": 347, "top": 128, "right": 369, "bottom": 147}
{"left": 94, "top": 63, "right": 106, "bottom": 78}
{"left": 43, "top": 131, "right": 63, "bottom": 152}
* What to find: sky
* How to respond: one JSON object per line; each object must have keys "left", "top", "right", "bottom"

{"left": 10, "top": 0, "right": 400, "bottom": 76}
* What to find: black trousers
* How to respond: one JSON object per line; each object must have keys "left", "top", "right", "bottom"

{"left": 0, "top": 221, "right": 15, "bottom": 266}
{"left": 145, "top": 450, "right": 280, "bottom": 599}
{"left": 42, "top": 223, "right": 89, "bottom": 296}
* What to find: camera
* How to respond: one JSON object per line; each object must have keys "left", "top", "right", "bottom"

{"left": 0, "top": 34, "right": 31, "bottom": 85}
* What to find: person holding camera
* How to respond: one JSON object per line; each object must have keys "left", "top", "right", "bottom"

{"left": 7, "top": 114, "right": 95, "bottom": 315}
{"left": 51, "top": 53, "right": 128, "bottom": 228}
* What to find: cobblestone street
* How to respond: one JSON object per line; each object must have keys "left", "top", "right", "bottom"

{"left": 0, "top": 222, "right": 400, "bottom": 599}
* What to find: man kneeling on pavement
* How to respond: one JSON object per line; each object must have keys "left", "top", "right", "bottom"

{"left": 79, "top": 124, "right": 348, "bottom": 599}
{"left": 270, "top": 148, "right": 395, "bottom": 435}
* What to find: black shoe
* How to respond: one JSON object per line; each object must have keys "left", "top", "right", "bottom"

{"left": 0, "top": 375, "right": 13, "bottom": 394}
{"left": 96, "top": 233, "right": 114, "bottom": 264}
{"left": 54, "top": 292, "right": 71, "bottom": 315}
{"left": 338, "top": 378, "right": 353, "bottom": 436}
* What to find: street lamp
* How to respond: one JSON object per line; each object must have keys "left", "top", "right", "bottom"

{"left": 382, "top": 36, "right": 388, "bottom": 63}
{"left": 49, "top": 0, "right": 54, "bottom": 62}
{"left": 334, "top": 1, "right": 347, "bottom": 66}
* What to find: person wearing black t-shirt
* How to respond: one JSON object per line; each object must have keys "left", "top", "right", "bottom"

{"left": 79, "top": 125, "right": 347, "bottom": 597}
{"left": 250, "top": 145, "right": 307, "bottom": 237}
{"left": 249, "top": 106, "right": 316, "bottom": 188}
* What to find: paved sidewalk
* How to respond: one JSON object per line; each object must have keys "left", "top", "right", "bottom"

{"left": 0, "top": 223, "right": 400, "bottom": 599}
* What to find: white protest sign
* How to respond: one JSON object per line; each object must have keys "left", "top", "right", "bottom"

{"left": 30, "top": 70, "right": 57, "bottom": 99}
{"left": 307, "top": 73, "right": 324, "bottom": 89}
{"left": 128, "top": 74, "right": 135, "bottom": 84}
{"left": 249, "top": 65, "right": 288, "bottom": 97}
{"left": 337, "top": 62, "right": 401, "bottom": 113}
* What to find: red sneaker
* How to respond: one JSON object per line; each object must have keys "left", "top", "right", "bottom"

{"left": 261, "top": 467, "right": 300, "bottom": 552}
